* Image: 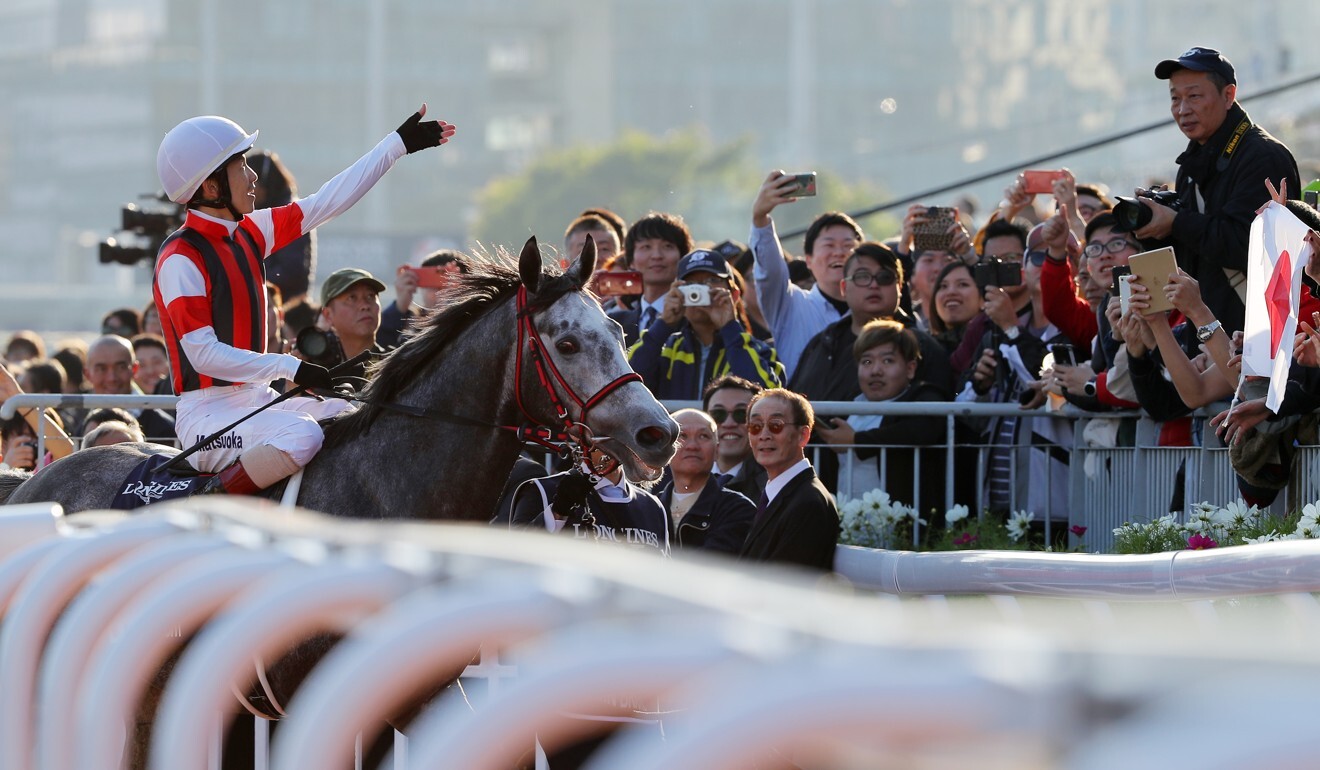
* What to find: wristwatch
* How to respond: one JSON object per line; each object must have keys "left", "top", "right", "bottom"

{"left": 1196, "top": 319, "right": 1223, "bottom": 343}
{"left": 1083, "top": 378, "right": 1098, "bottom": 398}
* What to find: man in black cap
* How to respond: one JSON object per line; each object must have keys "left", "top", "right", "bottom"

{"left": 627, "top": 249, "right": 784, "bottom": 400}
{"left": 1134, "top": 46, "right": 1299, "bottom": 334}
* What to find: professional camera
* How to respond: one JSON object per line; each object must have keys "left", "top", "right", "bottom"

{"left": 294, "top": 327, "right": 345, "bottom": 369}
{"left": 973, "top": 258, "right": 1022, "bottom": 289}
{"left": 99, "top": 194, "right": 185, "bottom": 266}
{"left": 1111, "top": 189, "right": 1182, "bottom": 234}
{"left": 680, "top": 283, "right": 711, "bottom": 307}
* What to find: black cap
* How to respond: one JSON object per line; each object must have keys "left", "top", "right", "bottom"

{"left": 677, "top": 249, "right": 731, "bottom": 280}
{"left": 1154, "top": 46, "right": 1236, "bottom": 85}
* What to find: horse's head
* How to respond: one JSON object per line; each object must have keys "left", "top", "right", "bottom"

{"left": 518, "top": 236, "right": 678, "bottom": 481}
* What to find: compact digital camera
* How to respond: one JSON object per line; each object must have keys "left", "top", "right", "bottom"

{"left": 680, "top": 284, "right": 711, "bottom": 307}
{"left": 973, "top": 258, "right": 1023, "bottom": 289}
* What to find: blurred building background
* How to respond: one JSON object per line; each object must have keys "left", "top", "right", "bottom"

{"left": 3, "top": 0, "right": 1320, "bottom": 331}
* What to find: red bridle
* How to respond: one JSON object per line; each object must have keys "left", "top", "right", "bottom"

{"left": 510, "top": 285, "right": 642, "bottom": 455}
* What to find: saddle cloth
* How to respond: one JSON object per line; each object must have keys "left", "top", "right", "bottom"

{"left": 110, "top": 454, "right": 210, "bottom": 510}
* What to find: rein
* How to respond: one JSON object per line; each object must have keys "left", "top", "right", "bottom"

{"left": 343, "top": 284, "right": 641, "bottom": 463}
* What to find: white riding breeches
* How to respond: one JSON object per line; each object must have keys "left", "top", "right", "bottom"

{"left": 175, "top": 383, "right": 356, "bottom": 472}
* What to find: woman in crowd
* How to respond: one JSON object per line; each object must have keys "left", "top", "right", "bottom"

{"left": 927, "top": 261, "right": 985, "bottom": 377}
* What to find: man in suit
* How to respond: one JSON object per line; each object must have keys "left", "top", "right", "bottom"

{"left": 739, "top": 387, "right": 840, "bottom": 570}
{"left": 702, "top": 375, "right": 767, "bottom": 501}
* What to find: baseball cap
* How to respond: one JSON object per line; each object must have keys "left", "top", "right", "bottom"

{"left": 677, "top": 249, "right": 732, "bottom": 280}
{"left": 1154, "top": 46, "right": 1236, "bottom": 85}
{"left": 321, "top": 268, "right": 387, "bottom": 305}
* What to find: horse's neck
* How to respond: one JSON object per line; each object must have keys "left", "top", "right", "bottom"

{"left": 304, "top": 300, "right": 525, "bottom": 521}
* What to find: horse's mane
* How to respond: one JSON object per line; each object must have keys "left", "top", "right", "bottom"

{"left": 322, "top": 255, "right": 583, "bottom": 447}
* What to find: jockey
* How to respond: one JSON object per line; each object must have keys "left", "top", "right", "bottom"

{"left": 153, "top": 105, "right": 455, "bottom": 495}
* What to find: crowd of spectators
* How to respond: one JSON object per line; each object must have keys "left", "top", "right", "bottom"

{"left": 7, "top": 45, "right": 1320, "bottom": 564}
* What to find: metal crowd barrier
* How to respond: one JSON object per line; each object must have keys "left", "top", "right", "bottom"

{"left": 5, "top": 394, "right": 1302, "bottom": 553}
{"left": 5, "top": 499, "right": 1320, "bottom": 769}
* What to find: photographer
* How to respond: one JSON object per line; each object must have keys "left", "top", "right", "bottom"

{"left": 1133, "top": 47, "right": 1299, "bottom": 334}
{"left": 957, "top": 220, "right": 1074, "bottom": 525}
{"left": 627, "top": 249, "right": 783, "bottom": 400}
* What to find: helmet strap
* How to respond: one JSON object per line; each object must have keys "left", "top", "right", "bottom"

{"left": 190, "top": 154, "right": 245, "bottom": 221}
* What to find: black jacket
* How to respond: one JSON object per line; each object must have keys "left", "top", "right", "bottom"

{"left": 1162, "top": 103, "right": 1299, "bottom": 333}
{"left": 788, "top": 313, "right": 954, "bottom": 403}
{"left": 721, "top": 456, "right": 767, "bottom": 503}
{"left": 739, "top": 465, "right": 839, "bottom": 571}
{"left": 849, "top": 381, "right": 951, "bottom": 517}
{"left": 1127, "top": 322, "right": 1199, "bottom": 423}
{"left": 509, "top": 470, "right": 670, "bottom": 554}
{"left": 658, "top": 475, "right": 755, "bottom": 554}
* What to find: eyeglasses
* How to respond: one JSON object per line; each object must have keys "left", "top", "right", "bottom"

{"left": 1084, "top": 239, "right": 1134, "bottom": 259}
{"left": 708, "top": 406, "right": 747, "bottom": 425}
{"left": 984, "top": 251, "right": 1024, "bottom": 263}
{"left": 846, "top": 269, "right": 898, "bottom": 288}
{"left": 1025, "top": 249, "right": 1050, "bottom": 267}
{"left": 747, "top": 419, "right": 800, "bottom": 436}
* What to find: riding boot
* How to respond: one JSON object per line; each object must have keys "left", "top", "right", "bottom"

{"left": 197, "top": 460, "right": 263, "bottom": 496}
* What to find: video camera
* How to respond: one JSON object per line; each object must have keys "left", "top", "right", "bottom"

{"left": 1111, "top": 189, "right": 1182, "bottom": 234}
{"left": 99, "top": 194, "right": 184, "bottom": 266}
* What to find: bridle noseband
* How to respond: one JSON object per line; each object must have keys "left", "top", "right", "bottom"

{"left": 512, "top": 285, "right": 642, "bottom": 461}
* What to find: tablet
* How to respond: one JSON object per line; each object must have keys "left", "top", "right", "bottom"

{"left": 1126, "top": 246, "right": 1179, "bottom": 314}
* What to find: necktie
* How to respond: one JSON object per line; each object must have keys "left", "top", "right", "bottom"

{"left": 716, "top": 472, "right": 734, "bottom": 487}
{"left": 640, "top": 306, "right": 657, "bottom": 331}
{"left": 753, "top": 491, "right": 769, "bottom": 527}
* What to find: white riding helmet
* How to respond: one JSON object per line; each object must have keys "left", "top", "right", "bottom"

{"left": 157, "top": 116, "right": 259, "bottom": 204}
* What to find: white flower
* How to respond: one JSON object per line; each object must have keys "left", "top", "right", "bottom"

{"left": 1244, "top": 531, "right": 1281, "bottom": 545}
{"left": 1189, "top": 501, "right": 1217, "bottom": 517}
{"left": 1156, "top": 514, "right": 1177, "bottom": 528}
{"left": 1006, "top": 510, "right": 1035, "bottom": 542}
{"left": 945, "top": 505, "right": 970, "bottom": 525}
{"left": 1298, "top": 502, "right": 1320, "bottom": 531}
{"left": 1220, "top": 499, "right": 1259, "bottom": 528}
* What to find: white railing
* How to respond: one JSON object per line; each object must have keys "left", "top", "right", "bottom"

{"left": 4, "top": 394, "right": 1290, "bottom": 552}
{"left": 5, "top": 499, "right": 1320, "bottom": 768}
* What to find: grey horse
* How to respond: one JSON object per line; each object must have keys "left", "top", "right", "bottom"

{"left": 1, "top": 235, "right": 678, "bottom": 516}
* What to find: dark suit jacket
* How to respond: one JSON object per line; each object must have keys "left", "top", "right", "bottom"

{"left": 740, "top": 465, "right": 839, "bottom": 571}
{"left": 658, "top": 475, "right": 755, "bottom": 554}
{"left": 722, "top": 457, "right": 767, "bottom": 503}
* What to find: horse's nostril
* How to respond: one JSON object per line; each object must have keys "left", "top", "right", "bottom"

{"left": 636, "top": 425, "right": 668, "bottom": 448}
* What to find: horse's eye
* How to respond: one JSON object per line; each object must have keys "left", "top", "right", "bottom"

{"left": 555, "top": 338, "right": 579, "bottom": 355}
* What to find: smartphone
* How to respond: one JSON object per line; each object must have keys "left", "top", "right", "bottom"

{"left": 913, "top": 206, "right": 957, "bottom": 252}
{"left": 1305, "top": 189, "right": 1319, "bottom": 208}
{"left": 1049, "top": 343, "right": 1078, "bottom": 368}
{"left": 406, "top": 265, "right": 455, "bottom": 289}
{"left": 1109, "top": 264, "right": 1132, "bottom": 297}
{"left": 785, "top": 172, "right": 817, "bottom": 198}
{"left": 1023, "top": 169, "right": 1066, "bottom": 195}
{"left": 591, "top": 269, "right": 643, "bottom": 297}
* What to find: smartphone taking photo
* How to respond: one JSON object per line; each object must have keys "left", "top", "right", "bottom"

{"left": 785, "top": 172, "right": 817, "bottom": 198}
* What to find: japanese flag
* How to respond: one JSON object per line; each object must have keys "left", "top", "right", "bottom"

{"left": 1242, "top": 201, "right": 1314, "bottom": 412}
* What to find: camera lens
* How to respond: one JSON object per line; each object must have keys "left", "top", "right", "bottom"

{"left": 1110, "top": 197, "right": 1152, "bottom": 233}
{"left": 296, "top": 328, "right": 330, "bottom": 358}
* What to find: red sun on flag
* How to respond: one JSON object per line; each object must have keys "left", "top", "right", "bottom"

{"left": 1266, "top": 249, "right": 1293, "bottom": 355}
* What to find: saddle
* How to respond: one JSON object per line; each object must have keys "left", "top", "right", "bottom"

{"left": 110, "top": 454, "right": 212, "bottom": 510}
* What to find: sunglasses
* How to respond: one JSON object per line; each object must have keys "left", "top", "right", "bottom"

{"left": 708, "top": 406, "right": 747, "bottom": 424}
{"left": 1025, "top": 249, "right": 1050, "bottom": 266}
{"left": 747, "top": 419, "right": 800, "bottom": 436}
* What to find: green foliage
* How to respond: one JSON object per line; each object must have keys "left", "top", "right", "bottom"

{"left": 469, "top": 127, "right": 892, "bottom": 257}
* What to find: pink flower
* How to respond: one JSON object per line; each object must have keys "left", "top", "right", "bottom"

{"left": 1187, "top": 533, "right": 1218, "bottom": 550}
{"left": 953, "top": 532, "right": 977, "bottom": 546}
{"left": 1070, "top": 525, "right": 1087, "bottom": 537}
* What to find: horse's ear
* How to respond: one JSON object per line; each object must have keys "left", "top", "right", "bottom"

{"left": 518, "top": 236, "right": 541, "bottom": 294}
{"left": 575, "top": 233, "right": 598, "bottom": 286}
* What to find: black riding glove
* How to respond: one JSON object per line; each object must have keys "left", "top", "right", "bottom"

{"left": 293, "top": 361, "right": 334, "bottom": 391}
{"left": 395, "top": 107, "right": 451, "bottom": 154}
